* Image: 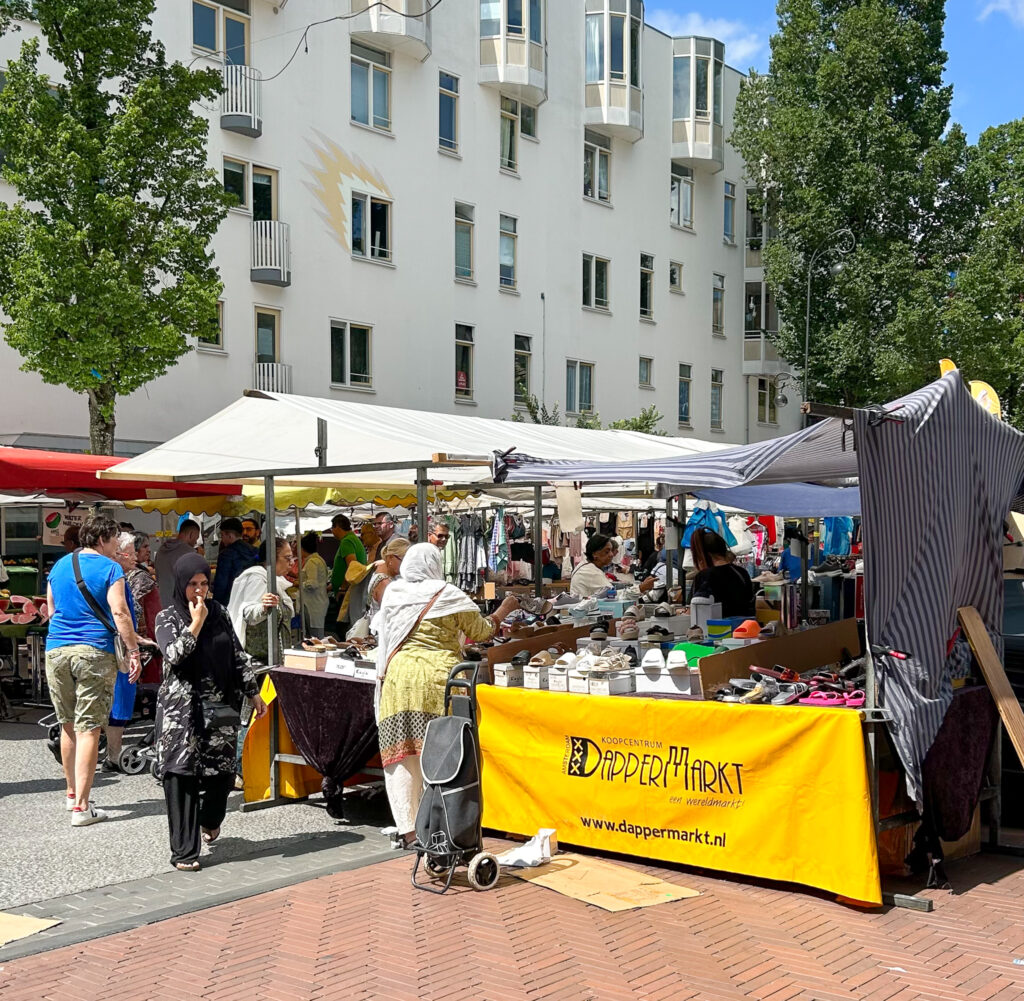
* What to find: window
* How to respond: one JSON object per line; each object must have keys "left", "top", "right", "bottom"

{"left": 566, "top": 360, "right": 594, "bottom": 414}
{"left": 507, "top": 0, "right": 523, "bottom": 36}
{"left": 630, "top": 15, "right": 641, "bottom": 87}
{"left": 724, "top": 181, "right": 736, "bottom": 242}
{"left": 351, "top": 43, "right": 391, "bottom": 132}
{"left": 745, "top": 282, "right": 762, "bottom": 332}
{"left": 672, "top": 55, "right": 690, "bottom": 118}
{"left": 583, "top": 131, "right": 610, "bottom": 202}
{"left": 639, "top": 253, "right": 654, "bottom": 319}
{"left": 520, "top": 102, "right": 537, "bottom": 139}
{"left": 480, "top": 0, "right": 500, "bottom": 37}
{"left": 223, "top": 157, "right": 247, "bottom": 208}
{"left": 255, "top": 308, "right": 279, "bottom": 364}
{"left": 499, "top": 214, "right": 517, "bottom": 290}
{"left": 514, "top": 334, "right": 531, "bottom": 402}
{"left": 714, "top": 59, "right": 723, "bottom": 127}
{"left": 455, "top": 202, "right": 474, "bottom": 281}
{"left": 711, "top": 368, "right": 724, "bottom": 430}
{"left": 199, "top": 301, "right": 224, "bottom": 348}
{"left": 746, "top": 190, "right": 764, "bottom": 266}
{"left": 251, "top": 166, "right": 276, "bottom": 222}
{"left": 639, "top": 356, "right": 652, "bottom": 388}
{"left": 670, "top": 165, "right": 693, "bottom": 228}
{"left": 455, "top": 324, "right": 474, "bottom": 399}
{"left": 585, "top": 13, "right": 603, "bottom": 84}
{"left": 669, "top": 261, "right": 683, "bottom": 293}
{"left": 439, "top": 72, "right": 459, "bottom": 152}
{"left": 610, "top": 13, "right": 625, "bottom": 80}
{"left": 352, "top": 193, "right": 391, "bottom": 262}
{"left": 758, "top": 377, "right": 778, "bottom": 425}
{"left": 582, "top": 254, "right": 610, "bottom": 310}
{"left": 330, "top": 321, "right": 373, "bottom": 387}
{"left": 712, "top": 274, "right": 725, "bottom": 335}
{"left": 500, "top": 96, "right": 518, "bottom": 171}
{"left": 695, "top": 55, "right": 709, "bottom": 119}
{"left": 529, "top": 0, "right": 542, "bottom": 43}
{"left": 192, "top": 1, "right": 250, "bottom": 64}
{"left": 678, "top": 364, "right": 692, "bottom": 425}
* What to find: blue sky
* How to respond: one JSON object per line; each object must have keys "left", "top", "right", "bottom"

{"left": 646, "top": 1, "right": 1024, "bottom": 142}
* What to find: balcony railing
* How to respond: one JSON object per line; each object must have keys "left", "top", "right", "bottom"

{"left": 743, "top": 330, "right": 786, "bottom": 376}
{"left": 250, "top": 220, "right": 291, "bottom": 287}
{"left": 221, "top": 64, "right": 262, "bottom": 138}
{"left": 252, "top": 362, "right": 292, "bottom": 394}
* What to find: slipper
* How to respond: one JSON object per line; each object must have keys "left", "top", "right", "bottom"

{"left": 752, "top": 665, "right": 800, "bottom": 684}
{"left": 771, "top": 682, "right": 809, "bottom": 705}
{"left": 644, "top": 625, "right": 672, "bottom": 638}
{"left": 732, "top": 619, "right": 761, "bottom": 639}
{"left": 201, "top": 826, "right": 221, "bottom": 844}
{"left": 618, "top": 623, "right": 640, "bottom": 641}
{"left": 590, "top": 627, "right": 608, "bottom": 641}
{"left": 510, "top": 650, "right": 531, "bottom": 667}
{"left": 174, "top": 861, "right": 201, "bottom": 871}
{"left": 529, "top": 651, "right": 555, "bottom": 667}
{"left": 843, "top": 689, "right": 866, "bottom": 708}
{"left": 797, "top": 690, "right": 844, "bottom": 706}
{"left": 653, "top": 603, "right": 674, "bottom": 618}
{"left": 728, "top": 678, "right": 758, "bottom": 691}
{"left": 686, "top": 626, "right": 705, "bottom": 643}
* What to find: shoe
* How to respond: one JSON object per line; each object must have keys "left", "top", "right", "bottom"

{"left": 732, "top": 619, "right": 761, "bottom": 639}
{"left": 589, "top": 625, "right": 608, "bottom": 641}
{"left": 554, "top": 651, "right": 578, "bottom": 669}
{"left": 544, "top": 614, "right": 562, "bottom": 626}
{"left": 570, "top": 597, "right": 599, "bottom": 616}
{"left": 771, "top": 682, "right": 809, "bottom": 705}
{"left": 644, "top": 624, "right": 672, "bottom": 638}
{"left": 519, "top": 596, "right": 553, "bottom": 616}
{"left": 234, "top": 774, "right": 244, "bottom": 790}
{"left": 753, "top": 571, "right": 785, "bottom": 584}
{"left": 529, "top": 651, "right": 555, "bottom": 667}
{"left": 665, "top": 646, "right": 689, "bottom": 669}
{"left": 622, "top": 603, "right": 646, "bottom": 621}
{"left": 65, "top": 792, "right": 77, "bottom": 811}
{"left": 653, "top": 602, "right": 674, "bottom": 618}
{"left": 71, "top": 804, "right": 108, "bottom": 827}
{"left": 621, "top": 645, "right": 639, "bottom": 666}
{"left": 101, "top": 757, "right": 122, "bottom": 774}
{"left": 810, "top": 555, "right": 845, "bottom": 576}
{"left": 620, "top": 584, "right": 642, "bottom": 601}
{"left": 510, "top": 649, "right": 531, "bottom": 667}
{"left": 618, "top": 622, "right": 639, "bottom": 641}
{"left": 640, "top": 647, "right": 666, "bottom": 669}
{"left": 739, "top": 678, "right": 778, "bottom": 704}
{"left": 552, "top": 592, "right": 581, "bottom": 607}
{"left": 686, "top": 626, "right": 705, "bottom": 643}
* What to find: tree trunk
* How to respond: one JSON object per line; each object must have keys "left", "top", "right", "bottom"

{"left": 86, "top": 384, "right": 117, "bottom": 455}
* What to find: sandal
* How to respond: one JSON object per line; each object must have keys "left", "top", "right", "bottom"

{"left": 798, "top": 690, "right": 844, "bottom": 706}
{"left": 174, "top": 860, "right": 201, "bottom": 871}
{"left": 201, "top": 826, "right": 221, "bottom": 844}
{"left": 843, "top": 690, "right": 866, "bottom": 708}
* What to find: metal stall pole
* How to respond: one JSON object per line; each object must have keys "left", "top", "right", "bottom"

{"left": 664, "top": 497, "right": 674, "bottom": 592}
{"left": 416, "top": 468, "right": 428, "bottom": 544}
{"left": 264, "top": 475, "right": 280, "bottom": 805}
{"left": 293, "top": 507, "right": 304, "bottom": 639}
{"left": 800, "top": 517, "right": 810, "bottom": 623}
{"left": 533, "top": 485, "right": 543, "bottom": 598}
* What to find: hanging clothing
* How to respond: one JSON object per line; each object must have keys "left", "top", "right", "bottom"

{"left": 636, "top": 514, "right": 655, "bottom": 565}
{"left": 617, "top": 512, "right": 635, "bottom": 540}
{"left": 456, "top": 513, "right": 487, "bottom": 592}
{"left": 488, "top": 508, "right": 509, "bottom": 573}
{"left": 822, "top": 516, "right": 854, "bottom": 556}
{"left": 682, "top": 502, "right": 736, "bottom": 547}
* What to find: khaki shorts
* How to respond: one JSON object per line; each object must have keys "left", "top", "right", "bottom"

{"left": 46, "top": 645, "right": 118, "bottom": 733}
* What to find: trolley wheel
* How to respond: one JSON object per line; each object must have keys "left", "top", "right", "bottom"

{"left": 467, "top": 852, "right": 500, "bottom": 891}
{"left": 119, "top": 746, "right": 148, "bottom": 775}
{"left": 424, "top": 855, "right": 452, "bottom": 877}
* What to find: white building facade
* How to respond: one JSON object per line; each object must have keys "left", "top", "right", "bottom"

{"left": 0, "top": 0, "right": 796, "bottom": 452}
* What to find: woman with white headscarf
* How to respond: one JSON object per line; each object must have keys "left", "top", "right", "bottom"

{"left": 372, "top": 543, "right": 518, "bottom": 844}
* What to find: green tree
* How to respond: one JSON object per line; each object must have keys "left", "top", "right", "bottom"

{"left": 0, "top": 0, "right": 230, "bottom": 453}
{"left": 509, "top": 388, "right": 562, "bottom": 425}
{"left": 510, "top": 392, "right": 666, "bottom": 435}
{"left": 732, "top": 0, "right": 973, "bottom": 407}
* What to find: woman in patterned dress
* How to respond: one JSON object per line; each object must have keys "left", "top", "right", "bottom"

{"left": 372, "top": 543, "right": 518, "bottom": 844}
{"left": 154, "top": 553, "right": 267, "bottom": 871}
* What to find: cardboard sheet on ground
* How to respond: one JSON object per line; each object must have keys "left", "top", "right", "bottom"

{"left": 509, "top": 853, "right": 698, "bottom": 911}
{"left": 0, "top": 913, "right": 60, "bottom": 946}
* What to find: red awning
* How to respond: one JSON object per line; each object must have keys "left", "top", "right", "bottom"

{"left": 0, "top": 447, "right": 236, "bottom": 501}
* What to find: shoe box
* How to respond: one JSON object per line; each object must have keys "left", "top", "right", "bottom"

{"left": 548, "top": 665, "right": 570, "bottom": 692}
{"left": 493, "top": 664, "right": 524, "bottom": 687}
{"left": 634, "top": 663, "right": 699, "bottom": 696}
{"left": 523, "top": 664, "right": 550, "bottom": 689}
{"left": 282, "top": 649, "right": 328, "bottom": 671}
{"left": 588, "top": 671, "right": 637, "bottom": 696}
{"left": 567, "top": 670, "right": 591, "bottom": 694}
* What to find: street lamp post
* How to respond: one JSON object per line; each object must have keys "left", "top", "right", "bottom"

{"left": 803, "top": 227, "right": 855, "bottom": 412}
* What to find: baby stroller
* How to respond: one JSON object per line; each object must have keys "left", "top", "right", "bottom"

{"left": 408, "top": 663, "right": 500, "bottom": 894}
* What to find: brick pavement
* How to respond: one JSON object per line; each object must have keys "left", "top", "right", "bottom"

{"left": 2, "top": 846, "right": 1024, "bottom": 1000}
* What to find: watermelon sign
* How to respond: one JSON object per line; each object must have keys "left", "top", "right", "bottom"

{"left": 41, "top": 507, "right": 86, "bottom": 547}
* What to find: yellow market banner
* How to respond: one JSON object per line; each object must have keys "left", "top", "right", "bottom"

{"left": 478, "top": 687, "right": 881, "bottom": 905}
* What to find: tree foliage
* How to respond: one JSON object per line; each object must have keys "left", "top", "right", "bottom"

{"left": 0, "top": 0, "right": 230, "bottom": 453}
{"left": 732, "top": 0, "right": 979, "bottom": 408}
{"left": 510, "top": 391, "right": 666, "bottom": 435}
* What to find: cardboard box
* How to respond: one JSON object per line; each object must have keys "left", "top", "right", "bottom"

{"left": 493, "top": 664, "right": 524, "bottom": 687}
{"left": 548, "top": 666, "right": 570, "bottom": 692}
{"left": 282, "top": 649, "right": 327, "bottom": 671}
{"left": 523, "top": 664, "right": 550, "bottom": 690}
{"left": 588, "top": 671, "right": 637, "bottom": 696}
{"left": 635, "top": 665, "right": 698, "bottom": 696}
{"left": 568, "top": 670, "right": 591, "bottom": 694}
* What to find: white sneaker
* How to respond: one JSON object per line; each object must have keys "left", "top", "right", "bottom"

{"left": 620, "top": 584, "right": 642, "bottom": 601}
{"left": 65, "top": 793, "right": 76, "bottom": 812}
{"left": 71, "top": 805, "right": 108, "bottom": 827}
{"left": 570, "top": 597, "right": 599, "bottom": 616}
{"left": 641, "top": 648, "right": 666, "bottom": 669}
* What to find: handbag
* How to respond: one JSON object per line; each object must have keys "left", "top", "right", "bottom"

{"left": 72, "top": 551, "right": 130, "bottom": 673}
{"left": 203, "top": 703, "right": 241, "bottom": 730}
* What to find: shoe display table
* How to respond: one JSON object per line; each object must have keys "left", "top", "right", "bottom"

{"left": 478, "top": 685, "right": 881, "bottom": 905}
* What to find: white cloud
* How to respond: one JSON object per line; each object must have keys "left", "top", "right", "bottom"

{"left": 979, "top": 0, "right": 1024, "bottom": 27}
{"left": 645, "top": 9, "right": 768, "bottom": 68}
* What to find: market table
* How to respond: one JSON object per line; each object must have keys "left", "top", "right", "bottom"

{"left": 478, "top": 686, "right": 882, "bottom": 905}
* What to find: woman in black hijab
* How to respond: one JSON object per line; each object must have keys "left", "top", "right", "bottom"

{"left": 154, "top": 552, "right": 267, "bottom": 870}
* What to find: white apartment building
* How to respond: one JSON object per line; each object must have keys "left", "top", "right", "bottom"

{"left": 0, "top": 0, "right": 796, "bottom": 453}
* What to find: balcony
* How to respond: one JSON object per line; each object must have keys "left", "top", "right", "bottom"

{"left": 743, "top": 331, "right": 787, "bottom": 377}
{"left": 250, "top": 220, "right": 291, "bottom": 287}
{"left": 221, "top": 65, "right": 262, "bottom": 138}
{"left": 252, "top": 362, "right": 292, "bottom": 394}
{"left": 478, "top": 1, "right": 547, "bottom": 105}
{"left": 582, "top": 0, "right": 644, "bottom": 142}
{"left": 670, "top": 37, "right": 725, "bottom": 173}
{"left": 350, "top": 0, "right": 431, "bottom": 61}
